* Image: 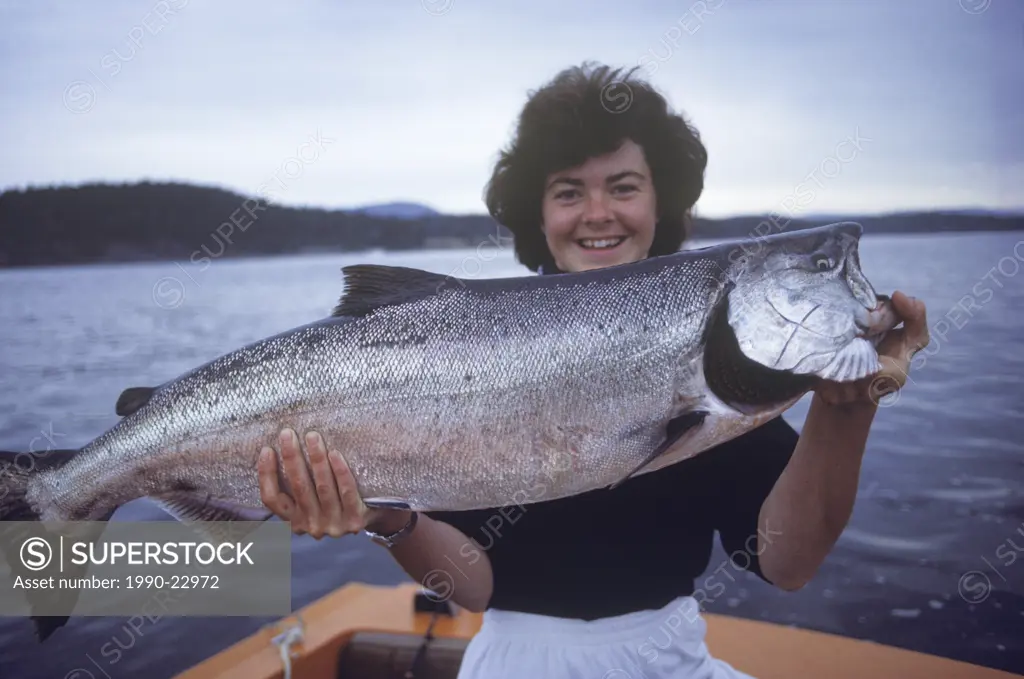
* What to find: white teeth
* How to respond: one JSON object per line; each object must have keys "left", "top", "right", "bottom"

{"left": 579, "top": 237, "right": 626, "bottom": 250}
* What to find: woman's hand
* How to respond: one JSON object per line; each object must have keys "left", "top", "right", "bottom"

{"left": 816, "top": 290, "right": 930, "bottom": 407}
{"left": 257, "top": 428, "right": 411, "bottom": 539}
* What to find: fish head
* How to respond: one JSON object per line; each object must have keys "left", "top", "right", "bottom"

{"left": 722, "top": 222, "right": 896, "bottom": 383}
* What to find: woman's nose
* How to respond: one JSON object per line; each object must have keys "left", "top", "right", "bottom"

{"left": 582, "top": 192, "right": 612, "bottom": 223}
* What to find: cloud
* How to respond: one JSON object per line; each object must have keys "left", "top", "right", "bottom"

{"left": 1, "top": 0, "right": 1021, "bottom": 217}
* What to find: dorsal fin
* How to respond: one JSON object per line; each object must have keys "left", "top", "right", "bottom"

{"left": 116, "top": 386, "right": 156, "bottom": 416}
{"left": 332, "top": 264, "right": 460, "bottom": 317}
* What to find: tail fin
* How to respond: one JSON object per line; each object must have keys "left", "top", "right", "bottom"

{"left": 0, "top": 449, "right": 78, "bottom": 641}
{"left": 0, "top": 449, "right": 77, "bottom": 521}
{"left": 31, "top": 615, "right": 70, "bottom": 642}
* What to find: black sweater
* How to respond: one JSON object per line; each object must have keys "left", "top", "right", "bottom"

{"left": 426, "top": 415, "right": 799, "bottom": 620}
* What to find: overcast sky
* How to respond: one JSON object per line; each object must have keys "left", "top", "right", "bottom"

{"left": 1, "top": 0, "right": 1021, "bottom": 218}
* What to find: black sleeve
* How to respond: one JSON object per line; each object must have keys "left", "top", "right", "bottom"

{"left": 422, "top": 506, "right": 522, "bottom": 604}
{"left": 711, "top": 415, "right": 799, "bottom": 583}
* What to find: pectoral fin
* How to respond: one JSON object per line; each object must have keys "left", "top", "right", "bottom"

{"left": 815, "top": 338, "right": 882, "bottom": 382}
{"left": 363, "top": 498, "right": 412, "bottom": 510}
{"left": 607, "top": 411, "right": 709, "bottom": 490}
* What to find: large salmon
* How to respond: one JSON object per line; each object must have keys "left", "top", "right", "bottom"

{"left": 1, "top": 222, "right": 897, "bottom": 523}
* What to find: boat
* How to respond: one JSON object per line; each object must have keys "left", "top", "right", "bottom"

{"left": 174, "top": 582, "right": 1017, "bottom": 678}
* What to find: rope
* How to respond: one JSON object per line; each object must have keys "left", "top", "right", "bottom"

{"left": 270, "top": 614, "right": 306, "bottom": 679}
{"left": 403, "top": 611, "right": 440, "bottom": 679}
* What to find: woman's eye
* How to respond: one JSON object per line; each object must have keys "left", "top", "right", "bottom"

{"left": 813, "top": 254, "right": 834, "bottom": 271}
{"left": 554, "top": 190, "right": 578, "bottom": 200}
{"left": 612, "top": 184, "right": 638, "bottom": 195}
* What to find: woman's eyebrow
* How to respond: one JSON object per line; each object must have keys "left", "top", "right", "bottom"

{"left": 546, "top": 176, "right": 583, "bottom": 190}
{"left": 607, "top": 170, "right": 646, "bottom": 183}
{"left": 545, "top": 169, "right": 647, "bottom": 191}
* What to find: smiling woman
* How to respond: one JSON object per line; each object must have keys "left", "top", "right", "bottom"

{"left": 538, "top": 140, "right": 658, "bottom": 272}
{"left": 255, "top": 61, "right": 930, "bottom": 679}
{"left": 484, "top": 63, "right": 707, "bottom": 274}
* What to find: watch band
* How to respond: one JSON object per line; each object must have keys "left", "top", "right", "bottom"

{"left": 364, "top": 511, "right": 418, "bottom": 548}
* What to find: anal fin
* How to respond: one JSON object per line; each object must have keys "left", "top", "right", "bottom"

{"left": 151, "top": 492, "right": 273, "bottom": 544}
{"left": 608, "top": 411, "right": 709, "bottom": 490}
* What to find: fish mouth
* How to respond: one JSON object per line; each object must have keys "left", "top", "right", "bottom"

{"left": 576, "top": 236, "right": 628, "bottom": 251}
{"left": 854, "top": 294, "right": 898, "bottom": 344}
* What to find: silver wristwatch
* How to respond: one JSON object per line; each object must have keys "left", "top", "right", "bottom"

{"left": 364, "top": 512, "right": 419, "bottom": 548}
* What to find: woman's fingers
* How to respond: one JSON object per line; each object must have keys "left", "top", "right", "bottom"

{"left": 327, "top": 452, "right": 410, "bottom": 536}
{"left": 305, "top": 432, "right": 346, "bottom": 538}
{"left": 890, "top": 291, "right": 930, "bottom": 357}
{"left": 329, "top": 449, "right": 369, "bottom": 534}
{"left": 257, "top": 429, "right": 364, "bottom": 539}
{"left": 250, "top": 428, "right": 374, "bottom": 539}
{"left": 279, "top": 428, "right": 319, "bottom": 535}
{"left": 257, "top": 446, "right": 295, "bottom": 520}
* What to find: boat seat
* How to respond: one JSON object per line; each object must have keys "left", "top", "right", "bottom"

{"left": 337, "top": 631, "right": 469, "bottom": 679}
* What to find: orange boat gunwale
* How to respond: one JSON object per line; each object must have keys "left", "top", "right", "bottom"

{"left": 174, "top": 582, "right": 1017, "bottom": 679}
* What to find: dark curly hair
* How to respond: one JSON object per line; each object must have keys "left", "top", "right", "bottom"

{"left": 484, "top": 62, "right": 708, "bottom": 272}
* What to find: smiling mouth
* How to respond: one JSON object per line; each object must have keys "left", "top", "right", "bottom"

{"left": 577, "top": 236, "right": 627, "bottom": 250}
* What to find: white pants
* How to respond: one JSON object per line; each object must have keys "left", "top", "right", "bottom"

{"left": 456, "top": 596, "right": 757, "bottom": 679}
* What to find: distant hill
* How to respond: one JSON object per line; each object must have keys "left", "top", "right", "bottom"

{"left": 348, "top": 201, "right": 440, "bottom": 219}
{"left": 0, "top": 182, "right": 1021, "bottom": 268}
{"left": 804, "top": 209, "right": 1023, "bottom": 221}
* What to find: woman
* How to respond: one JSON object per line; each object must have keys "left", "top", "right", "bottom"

{"left": 256, "top": 63, "right": 930, "bottom": 678}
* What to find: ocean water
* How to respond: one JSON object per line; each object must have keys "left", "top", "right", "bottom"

{"left": 0, "top": 231, "right": 1022, "bottom": 677}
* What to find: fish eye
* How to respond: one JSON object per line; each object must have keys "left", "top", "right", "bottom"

{"left": 812, "top": 254, "right": 834, "bottom": 271}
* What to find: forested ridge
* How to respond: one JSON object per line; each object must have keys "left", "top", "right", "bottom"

{"left": 1, "top": 182, "right": 1020, "bottom": 267}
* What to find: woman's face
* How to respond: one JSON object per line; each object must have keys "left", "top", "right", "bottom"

{"left": 540, "top": 139, "right": 658, "bottom": 273}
